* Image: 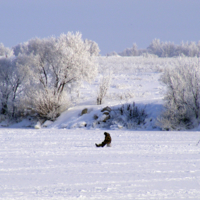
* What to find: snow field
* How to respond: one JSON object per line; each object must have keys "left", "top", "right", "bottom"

{"left": 1, "top": 56, "right": 200, "bottom": 199}
{"left": 1, "top": 129, "right": 200, "bottom": 199}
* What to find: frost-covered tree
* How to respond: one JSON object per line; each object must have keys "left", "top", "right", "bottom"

{"left": 147, "top": 39, "right": 163, "bottom": 57}
{"left": 84, "top": 39, "right": 100, "bottom": 56}
{"left": 161, "top": 42, "right": 176, "bottom": 57}
{"left": 19, "top": 32, "right": 98, "bottom": 120}
{"left": 0, "top": 58, "right": 12, "bottom": 115}
{"left": 158, "top": 59, "right": 200, "bottom": 130}
{"left": 0, "top": 56, "right": 29, "bottom": 117}
{"left": 12, "top": 43, "right": 24, "bottom": 56}
{"left": 197, "top": 41, "right": 200, "bottom": 52}
{"left": 119, "top": 43, "right": 138, "bottom": 56}
{"left": 131, "top": 43, "right": 138, "bottom": 56}
{"left": 0, "top": 43, "right": 13, "bottom": 58}
{"left": 106, "top": 51, "right": 119, "bottom": 56}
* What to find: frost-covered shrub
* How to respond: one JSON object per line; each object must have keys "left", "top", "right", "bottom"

{"left": 97, "top": 72, "right": 112, "bottom": 105}
{"left": 110, "top": 102, "right": 147, "bottom": 129}
{"left": 158, "top": 59, "right": 200, "bottom": 130}
{"left": 28, "top": 89, "right": 70, "bottom": 121}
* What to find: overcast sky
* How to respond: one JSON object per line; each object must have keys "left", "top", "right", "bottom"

{"left": 0, "top": 0, "right": 200, "bottom": 55}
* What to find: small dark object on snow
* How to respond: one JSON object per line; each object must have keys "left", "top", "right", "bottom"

{"left": 95, "top": 132, "right": 112, "bottom": 147}
{"left": 101, "top": 106, "right": 111, "bottom": 112}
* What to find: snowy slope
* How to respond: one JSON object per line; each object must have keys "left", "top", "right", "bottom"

{"left": 40, "top": 56, "right": 168, "bottom": 130}
{"left": 39, "top": 56, "right": 193, "bottom": 130}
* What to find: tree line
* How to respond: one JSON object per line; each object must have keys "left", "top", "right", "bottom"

{"left": 107, "top": 39, "right": 200, "bottom": 57}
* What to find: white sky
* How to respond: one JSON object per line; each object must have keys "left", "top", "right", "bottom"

{"left": 0, "top": 0, "right": 200, "bottom": 55}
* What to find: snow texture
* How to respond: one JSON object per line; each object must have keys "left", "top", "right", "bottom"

{"left": 1, "top": 56, "right": 200, "bottom": 199}
{"left": 0, "top": 129, "right": 200, "bottom": 199}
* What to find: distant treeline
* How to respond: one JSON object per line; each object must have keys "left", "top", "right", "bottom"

{"left": 107, "top": 39, "right": 200, "bottom": 57}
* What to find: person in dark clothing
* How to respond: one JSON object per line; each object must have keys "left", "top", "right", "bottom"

{"left": 95, "top": 132, "right": 112, "bottom": 147}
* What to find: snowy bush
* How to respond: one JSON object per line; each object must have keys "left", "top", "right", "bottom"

{"left": 27, "top": 89, "right": 70, "bottom": 121}
{"left": 97, "top": 72, "right": 112, "bottom": 105}
{"left": 158, "top": 59, "right": 200, "bottom": 130}
{"left": 110, "top": 102, "right": 147, "bottom": 129}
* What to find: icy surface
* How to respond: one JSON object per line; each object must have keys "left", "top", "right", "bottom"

{"left": 1, "top": 129, "right": 200, "bottom": 199}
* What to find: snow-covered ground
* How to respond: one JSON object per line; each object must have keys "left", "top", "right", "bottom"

{"left": 1, "top": 56, "right": 200, "bottom": 199}
{"left": 1, "top": 129, "right": 200, "bottom": 199}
